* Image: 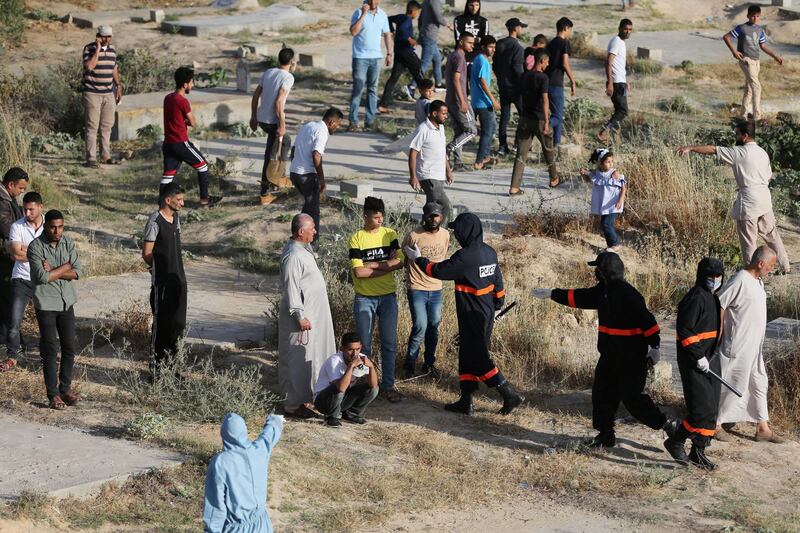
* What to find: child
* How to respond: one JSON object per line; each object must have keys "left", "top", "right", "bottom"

{"left": 581, "top": 148, "right": 626, "bottom": 252}
{"left": 378, "top": 0, "right": 424, "bottom": 113}
{"left": 381, "top": 79, "right": 435, "bottom": 154}
{"left": 524, "top": 34, "right": 548, "bottom": 71}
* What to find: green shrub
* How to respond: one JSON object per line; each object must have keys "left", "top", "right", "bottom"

{"left": 659, "top": 95, "right": 694, "bottom": 115}
{"left": 126, "top": 412, "right": 169, "bottom": 440}
{"left": 564, "top": 97, "right": 604, "bottom": 138}
{"left": 630, "top": 59, "right": 663, "bottom": 75}
{"left": 137, "top": 124, "right": 163, "bottom": 144}
{"left": 0, "top": 108, "right": 31, "bottom": 170}
{"left": 118, "top": 48, "right": 178, "bottom": 94}
{"left": 25, "top": 9, "right": 59, "bottom": 21}
{"left": 0, "top": 0, "right": 25, "bottom": 48}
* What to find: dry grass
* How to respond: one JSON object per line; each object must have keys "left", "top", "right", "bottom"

{"left": 0, "top": 107, "right": 31, "bottom": 170}
{"left": 100, "top": 299, "right": 153, "bottom": 353}
{"left": 767, "top": 339, "right": 800, "bottom": 432}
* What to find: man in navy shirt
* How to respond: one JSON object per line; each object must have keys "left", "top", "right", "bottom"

{"left": 378, "top": 1, "right": 424, "bottom": 113}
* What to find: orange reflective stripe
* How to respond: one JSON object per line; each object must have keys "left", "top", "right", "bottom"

{"left": 643, "top": 324, "right": 660, "bottom": 337}
{"left": 598, "top": 325, "right": 644, "bottom": 336}
{"left": 495, "top": 289, "right": 506, "bottom": 298}
{"left": 455, "top": 283, "right": 495, "bottom": 296}
{"left": 682, "top": 419, "right": 715, "bottom": 437}
{"left": 459, "top": 367, "right": 499, "bottom": 382}
{"left": 678, "top": 331, "right": 717, "bottom": 347}
{"left": 425, "top": 262, "right": 435, "bottom": 277}
{"left": 567, "top": 289, "right": 576, "bottom": 308}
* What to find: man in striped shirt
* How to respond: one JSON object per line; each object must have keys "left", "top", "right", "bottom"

{"left": 82, "top": 25, "right": 122, "bottom": 168}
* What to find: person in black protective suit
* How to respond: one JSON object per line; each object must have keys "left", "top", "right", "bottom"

{"left": 404, "top": 212, "right": 524, "bottom": 415}
{"left": 533, "top": 252, "right": 678, "bottom": 447}
{"left": 664, "top": 257, "right": 725, "bottom": 470}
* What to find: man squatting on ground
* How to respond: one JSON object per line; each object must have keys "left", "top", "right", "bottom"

{"left": 0, "top": 167, "right": 28, "bottom": 372}
{"left": 405, "top": 212, "right": 525, "bottom": 415}
{"left": 664, "top": 258, "right": 725, "bottom": 471}
{"left": 142, "top": 183, "right": 188, "bottom": 378}
{"left": 409, "top": 100, "right": 454, "bottom": 222}
{"left": 533, "top": 252, "right": 678, "bottom": 448}
{"left": 28, "top": 210, "right": 82, "bottom": 410}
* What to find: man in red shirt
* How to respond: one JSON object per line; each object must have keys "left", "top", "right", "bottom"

{"left": 162, "top": 67, "right": 221, "bottom": 208}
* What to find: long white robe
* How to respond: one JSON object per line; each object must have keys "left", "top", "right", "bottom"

{"left": 716, "top": 269, "right": 769, "bottom": 423}
{"left": 278, "top": 240, "right": 336, "bottom": 407}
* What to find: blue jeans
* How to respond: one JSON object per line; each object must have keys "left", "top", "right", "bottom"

{"left": 474, "top": 107, "right": 497, "bottom": 162}
{"left": 419, "top": 35, "right": 442, "bottom": 85}
{"left": 6, "top": 278, "right": 34, "bottom": 358}
{"left": 405, "top": 289, "right": 442, "bottom": 369}
{"left": 601, "top": 213, "right": 620, "bottom": 247}
{"left": 548, "top": 85, "right": 565, "bottom": 146}
{"left": 349, "top": 57, "right": 381, "bottom": 126}
{"left": 354, "top": 293, "right": 398, "bottom": 390}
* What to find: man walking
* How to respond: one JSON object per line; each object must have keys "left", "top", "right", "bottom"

{"left": 723, "top": 5, "right": 783, "bottom": 123}
{"left": 162, "top": 67, "right": 221, "bottom": 208}
{"left": 493, "top": 18, "right": 527, "bottom": 156}
{"left": 279, "top": 214, "right": 336, "bottom": 419}
{"left": 401, "top": 202, "right": 450, "bottom": 377}
{"left": 677, "top": 119, "right": 791, "bottom": 273}
{"left": 349, "top": 197, "right": 404, "bottom": 402}
{"left": 417, "top": 0, "right": 451, "bottom": 90}
{"left": 349, "top": 0, "right": 392, "bottom": 131}
{"left": 510, "top": 49, "right": 560, "bottom": 195}
{"left": 4, "top": 192, "right": 45, "bottom": 373}
{"left": 142, "top": 183, "right": 187, "bottom": 379}
{"left": 0, "top": 167, "right": 27, "bottom": 371}
{"left": 546, "top": 17, "right": 577, "bottom": 146}
{"left": 445, "top": 33, "right": 477, "bottom": 170}
{"left": 28, "top": 210, "right": 82, "bottom": 410}
{"left": 409, "top": 100, "right": 453, "bottom": 221}
{"left": 597, "top": 19, "right": 633, "bottom": 144}
{"left": 470, "top": 35, "right": 500, "bottom": 170}
{"left": 289, "top": 107, "right": 343, "bottom": 243}
{"left": 378, "top": 1, "right": 424, "bottom": 113}
{"left": 82, "top": 25, "right": 122, "bottom": 168}
{"left": 714, "top": 246, "right": 784, "bottom": 443}
{"left": 250, "top": 48, "right": 296, "bottom": 204}
{"left": 405, "top": 213, "right": 524, "bottom": 416}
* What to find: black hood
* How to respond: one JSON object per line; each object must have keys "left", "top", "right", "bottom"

{"left": 588, "top": 252, "right": 625, "bottom": 283}
{"left": 462, "top": 1, "right": 482, "bottom": 16}
{"left": 695, "top": 257, "right": 725, "bottom": 287}
{"left": 448, "top": 212, "right": 483, "bottom": 247}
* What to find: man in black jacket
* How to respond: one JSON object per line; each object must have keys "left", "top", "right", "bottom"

{"left": 493, "top": 17, "right": 527, "bottom": 155}
{"left": 0, "top": 168, "right": 28, "bottom": 369}
{"left": 533, "top": 252, "right": 678, "bottom": 447}
{"left": 405, "top": 213, "right": 524, "bottom": 415}
{"left": 664, "top": 258, "right": 725, "bottom": 470}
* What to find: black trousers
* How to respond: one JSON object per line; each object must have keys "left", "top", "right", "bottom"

{"left": 259, "top": 122, "right": 279, "bottom": 196}
{"left": 457, "top": 311, "right": 504, "bottom": 391}
{"left": 150, "top": 283, "right": 188, "bottom": 374}
{"left": 592, "top": 350, "right": 666, "bottom": 433}
{"left": 498, "top": 88, "right": 520, "bottom": 147}
{"left": 677, "top": 353, "right": 721, "bottom": 445}
{"left": 0, "top": 261, "right": 13, "bottom": 345}
{"left": 606, "top": 82, "right": 628, "bottom": 132}
{"left": 313, "top": 382, "right": 378, "bottom": 419}
{"left": 35, "top": 306, "right": 76, "bottom": 400}
{"left": 290, "top": 172, "right": 320, "bottom": 242}
{"left": 379, "top": 49, "right": 424, "bottom": 107}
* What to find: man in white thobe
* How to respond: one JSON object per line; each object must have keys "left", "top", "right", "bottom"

{"left": 715, "top": 245, "right": 784, "bottom": 443}
{"left": 278, "top": 214, "right": 336, "bottom": 419}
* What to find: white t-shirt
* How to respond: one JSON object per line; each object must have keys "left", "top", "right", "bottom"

{"left": 313, "top": 351, "right": 369, "bottom": 396}
{"left": 9, "top": 216, "right": 44, "bottom": 281}
{"left": 607, "top": 36, "right": 627, "bottom": 83}
{"left": 409, "top": 119, "right": 447, "bottom": 181}
{"left": 716, "top": 143, "right": 774, "bottom": 221}
{"left": 256, "top": 68, "right": 294, "bottom": 125}
{"left": 290, "top": 121, "right": 329, "bottom": 175}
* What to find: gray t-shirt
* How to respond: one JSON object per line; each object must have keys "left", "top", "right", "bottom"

{"left": 415, "top": 97, "right": 431, "bottom": 125}
{"left": 256, "top": 68, "right": 295, "bottom": 124}
{"left": 729, "top": 22, "right": 767, "bottom": 60}
{"left": 444, "top": 50, "right": 467, "bottom": 108}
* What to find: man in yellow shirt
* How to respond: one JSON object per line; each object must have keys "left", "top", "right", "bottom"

{"left": 349, "top": 197, "right": 404, "bottom": 402}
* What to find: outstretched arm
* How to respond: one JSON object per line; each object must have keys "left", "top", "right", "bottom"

{"left": 675, "top": 145, "right": 716, "bottom": 156}
{"left": 415, "top": 252, "right": 466, "bottom": 281}
{"left": 550, "top": 285, "right": 602, "bottom": 310}
{"left": 256, "top": 414, "right": 284, "bottom": 453}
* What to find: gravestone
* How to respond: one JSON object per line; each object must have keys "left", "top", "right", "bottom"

{"left": 211, "top": 0, "right": 260, "bottom": 8}
{"left": 161, "top": 5, "right": 318, "bottom": 37}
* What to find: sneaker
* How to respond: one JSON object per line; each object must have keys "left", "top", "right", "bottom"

{"left": 587, "top": 431, "right": 615, "bottom": 448}
{"left": 199, "top": 195, "right": 223, "bottom": 208}
{"left": 342, "top": 412, "right": 367, "bottom": 424}
{"left": 434, "top": 84, "right": 446, "bottom": 93}
{"left": 379, "top": 388, "right": 403, "bottom": 403}
{"left": 403, "top": 84, "right": 414, "bottom": 100}
{"left": 606, "top": 245, "right": 622, "bottom": 253}
{"left": 421, "top": 364, "right": 440, "bottom": 379}
{"left": 497, "top": 145, "right": 509, "bottom": 156}
{"left": 324, "top": 417, "right": 342, "bottom": 427}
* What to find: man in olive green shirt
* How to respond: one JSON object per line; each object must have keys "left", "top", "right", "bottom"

{"left": 27, "top": 210, "right": 82, "bottom": 410}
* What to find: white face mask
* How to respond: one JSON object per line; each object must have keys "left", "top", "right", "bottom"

{"left": 705, "top": 276, "right": 722, "bottom": 292}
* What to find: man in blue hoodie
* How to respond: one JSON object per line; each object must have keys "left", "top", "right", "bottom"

{"left": 203, "top": 413, "right": 284, "bottom": 533}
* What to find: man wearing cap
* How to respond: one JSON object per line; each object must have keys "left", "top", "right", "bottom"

{"left": 401, "top": 202, "right": 450, "bottom": 378}
{"left": 409, "top": 100, "right": 453, "bottom": 221}
{"left": 82, "top": 25, "right": 123, "bottom": 168}
{"left": 493, "top": 18, "right": 527, "bottom": 156}
{"left": 533, "top": 252, "right": 678, "bottom": 448}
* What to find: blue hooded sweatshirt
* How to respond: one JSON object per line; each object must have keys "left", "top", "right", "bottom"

{"left": 203, "top": 413, "right": 284, "bottom": 533}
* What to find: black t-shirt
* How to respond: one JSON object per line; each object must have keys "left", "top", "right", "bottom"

{"left": 520, "top": 71, "right": 549, "bottom": 120}
{"left": 545, "top": 36, "right": 570, "bottom": 87}
{"left": 144, "top": 211, "right": 186, "bottom": 286}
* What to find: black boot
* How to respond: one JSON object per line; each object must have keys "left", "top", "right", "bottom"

{"left": 444, "top": 392, "right": 473, "bottom": 415}
{"left": 588, "top": 431, "right": 616, "bottom": 448}
{"left": 689, "top": 444, "right": 715, "bottom": 471}
{"left": 663, "top": 436, "right": 690, "bottom": 465}
{"left": 662, "top": 417, "right": 680, "bottom": 439}
{"left": 497, "top": 382, "right": 524, "bottom": 415}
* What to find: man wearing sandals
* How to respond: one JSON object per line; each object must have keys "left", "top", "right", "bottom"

{"left": 27, "top": 210, "right": 82, "bottom": 410}
{"left": 82, "top": 25, "right": 122, "bottom": 168}
{"left": 0, "top": 167, "right": 28, "bottom": 373}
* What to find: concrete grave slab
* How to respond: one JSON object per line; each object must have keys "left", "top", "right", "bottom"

{"left": 71, "top": 9, "right": 152, "bottom": 28}
{"left": 113, "top": 88, "right": 251, "bottom": 141}
{"left": 479, "top": 0, "right": 610, "bottom": 12}
{"left": 766, "top": 317, "right": 800, "bottom": 340}
{"left": 211, "top": 0, "right": 260, "bottom": 8}
{"left": 160, "top": 5, "right": 318, "bottom": 37}
{"left": 298, "top": 53, "right": 326, "bottom": 68}
{"left": 0, "top": 413, "right": 184, "bottom": 500}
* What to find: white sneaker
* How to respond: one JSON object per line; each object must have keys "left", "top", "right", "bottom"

{"left": 606, "top": 246, "right": 621, "bottom": 253}
{"left": 434, "top": 84, "right": 446, "bottom": 93}
{"left": 403, "top": 84, "right": 414, "bottom": 100}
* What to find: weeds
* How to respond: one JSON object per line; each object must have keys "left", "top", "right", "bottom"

{"left": 767, "top": 339, "right": 800, "bottom": 432}
{"left": 659, "top": 96, "right": 694, "bottom": 115}
{"left": 0, "top": 0, "right": 25, "bottom": 49}
{"left": 0, "top": 108, "right": 31, "bottom": 170}
{"left": 117, "top": 49, "right": 178, "bottom": 95}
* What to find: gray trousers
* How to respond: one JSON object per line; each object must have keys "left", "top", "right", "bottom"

{"left": 313, "top": 382, "right": 378, "bottom": 419}
{"left": 420, "top": 179, "right": 452, "bottom": 222}
{"left": 446, "top": 105, "right": 477, "bottom": 164}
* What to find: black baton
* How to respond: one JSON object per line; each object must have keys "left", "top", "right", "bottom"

{"left": 707, "top": 368, "right": 743, "bottom": 398}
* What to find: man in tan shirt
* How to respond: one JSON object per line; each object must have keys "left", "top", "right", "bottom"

{"left": 677, "top": 119, "right": 790, "bottom": 274}
{"left": 402, "top": 202, "right": 450, "bottom": 377}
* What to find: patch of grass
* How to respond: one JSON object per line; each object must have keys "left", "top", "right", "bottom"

{"left": 629, "top": 59, "right": 663, "bottom": 75}
{"left": 0, "top": 0, "right": 25, "bottom": 49}
{"left": 767, "top": 339, "right": 800, "bottom": 433}
{"left": 100, "top": 299, "right": 152, "bottom": 352}
{"left": 3, "top": 490, "right": 52, "bottom": 519}
{"left": 232, "top": 251, "right": 281, "bottom": 275}
{"left": 659, "top": 95, "right": 694, "bottom": 114}
{"left": 0, "top": 108, "right": 31, "bottom": 170}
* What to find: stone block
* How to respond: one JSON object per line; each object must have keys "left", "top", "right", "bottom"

{"left": 160, "top": 5, "right": 318, "bottom": 37}
{"left": 766, "top": 317, "right": 800, "bottom": 340}
{"left": 298, "top": 53, "right": 325, "bottom": 68}
{"left": 150, "top": 9, "right": 165, "bottom": 23}
{"left": 236, "top": 60, "right": 267, "bottom": 94}
{"left": 773, "top": 0, "right": 793, "bottom": 7}
{"left": 637, "top": 47, "right": 663, "bottom": 61}
{"left": 211, "top": 0, "right": 260, "bottom": 8}
{"left": 339, "top": 180, "right": 373, "bottom": 198}
{"left": 451, "top": 204, "right": 470, "bottom": 218}
{"left": 236, "top": 45, "right": 250, "bottom": 59}
{"left": 243, "top": 43, "right": 269, "bottom": 56}
{"left": 558, "top": 143, "right": 582, "bottom": 160}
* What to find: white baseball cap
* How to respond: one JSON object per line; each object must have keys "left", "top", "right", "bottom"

{"left": 97, "top": 25, "right": 113, "bottom": 37}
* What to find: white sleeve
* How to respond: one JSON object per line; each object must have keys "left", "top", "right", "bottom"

{"left": 8, "top": 223, "right": 21, "bottom": 243}
{"left": 717, "top": 275, "right": 740, "bottom": 310}
{"left": 409, "top": 127, "right": 426, "bottom": 152}
{"left": 312, "top": 128, "right": 328, "bottom": 155}
{"left": 608, "top": 37, "right": 624, "bottom": 56}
